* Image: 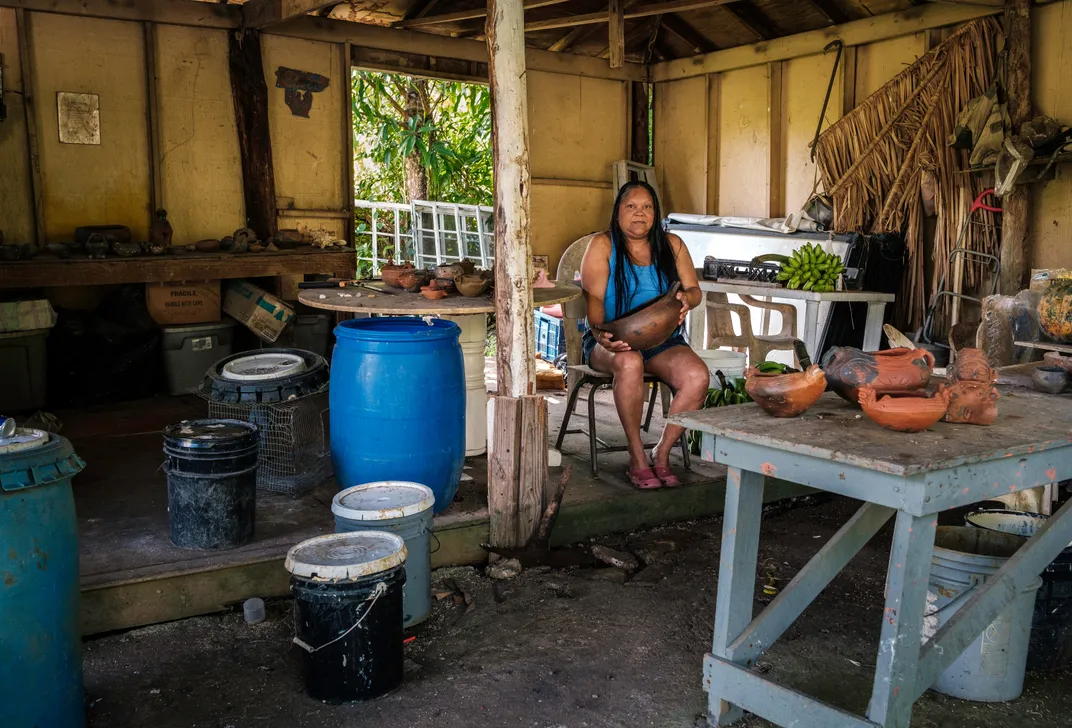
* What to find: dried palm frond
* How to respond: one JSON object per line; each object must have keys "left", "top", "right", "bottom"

{"left": 814, "top": 18, "right": 1002, "bottom": 332}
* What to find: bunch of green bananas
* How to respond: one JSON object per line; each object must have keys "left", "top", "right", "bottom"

{"left": 752, "top": 360, "right": 795, "bottom": 375}
{"left": 776, "top": 243, "right": 844, "bottom": 292}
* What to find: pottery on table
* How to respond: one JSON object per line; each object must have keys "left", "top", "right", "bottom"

{"left": 381, "top": 260, "right": 416, "bottom": 289}
{"left": 398, "top": 269, "right": 433, "bottom": 293}
{"left": 195, "top": 239, "right": 220, "bottom": 253}
{"left": 949, "top": 348, "right": 995, "bottom": 384}
{"left": 858, "top": 387, "right": 951, "bottom": 433}
{"left": 1043, "top": 351, "right": 1072, "bottom": 373}
{"left": 435, "top": 263, "right": 466, "bottom": 280}
{"left": 1037, "top": 280, "right": 1072, "bottom": 342}
{"left": 456, "top": 274, "right": 491, "bottom": 297}
{"left": 744, "top": 364, "right": 827, "bottom": 418}
{"left": 420, "top": 286, "right": 448, "bottom": 300}
{"left": 589, "top": 282, "right": 683, "bottom": 351}
{"left": 943, "top": 380, "right": 1000, "bottom": 425}
{"left": 149, "top": 209, "right": 173, "bottom": 249}
{"left": 1032, "top": 365, "right": 1069, "bottom": 395}
{"left": 821, "top": 346, "right": 935, "bottom": 404}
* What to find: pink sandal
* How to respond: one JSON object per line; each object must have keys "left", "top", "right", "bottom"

{"left": 649, "top": 448, "right": 682, "bottom": 487}
{"left": 627, "top": 467, "right": 662, "bottom": 490}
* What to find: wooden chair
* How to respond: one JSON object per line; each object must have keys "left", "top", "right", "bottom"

{"left": 706, "top": 292, "right": 798, "bottom": 365}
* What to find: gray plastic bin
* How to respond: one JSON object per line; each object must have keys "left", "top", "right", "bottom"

{"left": 161, "top": 319, "right": 237, "bottom": 395}
{"left": 0, "top": 329, "right": 49, "bottom": 412}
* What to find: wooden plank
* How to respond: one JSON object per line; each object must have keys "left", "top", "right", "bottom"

{"left": 228, "top": 29, "right": 277, "bottom": 242}
{"left": 661, "top": 13, "right": 718, "bottom": 54}
{"left": 768, "top": 61, "right": 784, "bottom": 218}
{"left": 350, "top": 45, "right": 489, "bottom": 83}
{"left": 144, "top": 22, "right": 163, "bottom": 217}
{"left": 532, "top": 176, "right": 614, "bottom": 188}
{"left": 808, "top": 0, "right": 852, "bottom": 25}
{"left": 841, "top": 44, "right": 857, "bottom": 112}
{"left": 525, "top": 0, "right": 736, "bottom": 32}
{"left": 724, "top": 0, "right": 776, "bottom": 41}
{"left": 342, "top": 40, "right": 355, "bottom": 248}
{"left": 651, "top": 4, "right": 1001, "bottom": 81}
{"left": 517, "top": 395, "right": 548, "bottom": 545}
{"left": 398, "top": 0, "right": 570, "bottom": 27}
{"left": 488, "top": 396, "right": 522, "bottom": 548}
{"left": 706, "top": 72, "right": 720, "bottom": 214}
{"left": 999, "top": 0, "right": 1031, "bottom": 295}
{"left": 14, "top": 8, "right": 43, "bottom": 247}
{"left": 0, "top": 250, "right": 356, "bottom": 288}
{"left": 243, "top": 0, "right": 340, "bottom": 29}
{"left": 1, "top": 0, "right": 241, "bottom": 28}
{"left": 609, "top": 0, "right": 625, "bottom": 69}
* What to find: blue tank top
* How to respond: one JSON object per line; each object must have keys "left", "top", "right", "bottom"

{"left": 602, "top": 240, "right": 669, "bottom": 322}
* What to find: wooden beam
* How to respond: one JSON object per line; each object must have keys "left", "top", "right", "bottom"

{"left": 228, "top": 30, "right": 277, "bottom": 242}
{"left": 1000, "top": 0, "right": 1031, "bottom": 294}
{"left": 807, "top": 0, "right": 851, "bottom": 25}
{"left": 661, "top": 13, "right": 717, "bottom": 54}
{"left": 706, "top": 73, "right": 720, "bottom": 214}
{"left": 144, "top": 22, "right": 163, "bottom": 220}
{"left": 14, "top": 8, "right": 44, "bottom": 247}
{"left": 599, "top": 15, "right": 660, "bottom": 59}
{"left": 525, "top": 0, "right": 736, "bottom": 32}
{"left": 550, "top": 0, "right": 644, "bottom": 53}
{"left": 841, "top": 44, "right": 857, "bottom": 113}
{"left": 768, "top": 61, "right": 784, "bottom": 218}
{"left": 0, "top": 0, "right": 241, "bottom": 28}
{"left": 631, "top": 81, "right": 650, "bottom": 163}
{"left": 724, "top": 0, "right": 776, "bottom": 41}
{"left": 398, "top": 0, "right": 570, "bottom": 28}
{"left": 403, "top": 0, "right": 445, "bottom": 21}
{"left": 243, "top": 0, "right": 340, "bottom": 29}
{"left": 350, "top": 45, "right": 489, "bottom": 84}
{"left": 609, "top": 0, "right": 626, "bottom": 68}
{"left": 651, "top": 3, "right": 1002, "bottom": 81}
{"left": 342, "top": 41, "right": 355, "bottom": 247}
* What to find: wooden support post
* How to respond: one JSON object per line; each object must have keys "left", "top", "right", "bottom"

{"left": 228, "top": 29, "right": 278, "bottom": 243}
{"left": 609, "top": 0, "right": 625, "bottom": 69}
{"left": 487, "top": 0, "right": 541, "bottom": 551}
{"left": 631, "top": 81, "right": 649, "bottom": 164}
{"left": 999, "top": 0, "right": 1031, "bottom": 294}
{"left": 768, "top": 61, "right": 784, "bottom": 218}
{"left": 15, "top": 9, "right": 44, "bottom": 247}
{"left": 144, "top": 22, "right": 163, "bottom": 220}
{"left": 342, "top": 40, "right": 355, "bottom": 247}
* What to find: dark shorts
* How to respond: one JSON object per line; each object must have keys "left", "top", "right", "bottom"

{"left": 582, "top": 327, "right": 688, "bottom": 366}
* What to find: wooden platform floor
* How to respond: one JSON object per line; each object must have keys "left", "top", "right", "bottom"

{"left": 63, "top": 381, "right": 805, "bottom": 635}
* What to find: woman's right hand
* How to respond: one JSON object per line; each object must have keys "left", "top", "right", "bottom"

{"left": 597, "top": 330, "right": 631, "bottom": 352}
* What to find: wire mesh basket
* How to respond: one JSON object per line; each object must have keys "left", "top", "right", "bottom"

{"left": 702, "top": 256, "right": 783, "bottom": 284}
{"left": 201, "top": 387, "right": 332, "bottom": 495}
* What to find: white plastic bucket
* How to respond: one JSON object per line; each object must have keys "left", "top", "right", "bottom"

{"left": 696, "top": 349, "right": 746, "bottom": 388}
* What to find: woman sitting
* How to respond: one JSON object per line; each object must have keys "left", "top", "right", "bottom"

{"left": 579, "top": 181, "right": 709, "bottom": 489}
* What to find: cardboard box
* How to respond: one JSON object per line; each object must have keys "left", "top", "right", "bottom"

{"left": 223, "top": 280, "right": 295, "bottom": 343}
{"left": 146, "top": 281, "right": 221, "bottom": 326}
{"left": 0, "top": 300, "right": 57, "bottom": 333}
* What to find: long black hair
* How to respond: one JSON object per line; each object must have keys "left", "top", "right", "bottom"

{"left": 608, "top": 180, "right": 679, "bottom": 319}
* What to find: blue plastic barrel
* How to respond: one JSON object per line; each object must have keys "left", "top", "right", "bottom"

{"left": 0, "top": 431, "right": 87, "bottom": 728}
{"left": 330, "top": 317, "right": 465, "bottom": 513}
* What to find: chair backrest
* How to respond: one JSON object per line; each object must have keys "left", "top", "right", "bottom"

{"left": 706, "top": 292, "right": 753, "bottom": 346}
{"left": 558, "top": 233, "right": 597, "bottom": 319}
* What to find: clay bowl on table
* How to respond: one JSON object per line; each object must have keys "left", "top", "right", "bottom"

{"left": 420, "top": 286, "right": 448, "bottom": 300}
{"left": 589, "top": 282, "right": 682, "bottom": 351}
{"left": 1032, "top": 365, "right": 1069, "bottom": 395}
{"left": 858, "top": 387, "right": 951, "bottom": 433}
{"left": 456, "top": 274, "right": 491, "bottom": 297}
{"left": 821, "top": 346, "right": 935, "bottom": 404}
{"left": 435, "top": 263, "right": 466, "bottom": 281}
{"left": 744, "top": 364, "right": 827, "bottom": 418}
{"left": 381, "top": 261, "right": 415, "bottom": 289}
{"left": 397, "top": 269, "right": 433, "bottom": 293}
{"left": 1043, "top": 351, "right": 1072, "bottom": 374}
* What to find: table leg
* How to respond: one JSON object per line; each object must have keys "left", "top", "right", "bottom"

{"left": 862, "top": 303, "right": 887, "bottom": 352}
{"left": 443, "top": 313, "right": 488, "bottom": 457}
{"left": 866, "top": 511, "right": 936, "bottom": 728}
{"left": 802, "top": 301, "right": 820, "bottom": 361}
{"left": 709, "top": 466, "right": 765, "bottom": 727}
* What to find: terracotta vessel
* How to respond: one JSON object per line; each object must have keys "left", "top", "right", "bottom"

{"left": 397, "top": 268, "right": 433, "bottom": 293}
{"left": 435, "top": 263, "right": 466, "bottom": 280}
{"left": 1037, "top": 281, "right": 1072, "bottom": 342}
{"left": 1043, "top": 351, "right": 1072, "bottom": 373}
{"left": 943, "top": 381, "right": 1000, "bottom": 425}
{"left": 821, "top": 346, "right": 934, "bottom": 404}
{"left": 744, "top": 364, "right": 827, "bottom": 418}
{"left": 950, "top": 348, "right": 995, "bottom": 384}
{"left": 858, "top": 387, "right": 950, "bottom": 433}
{"left": 590, "top": 282, "right": 683, "bottom": 351}
{"left": 381, "top": 260, "right": 415, "bottom": 289}
{"left": 456, "top": 274, "right": 491, "bottom": 297}
{"left": 149, "top": 209, "right": 173, "bottom": 249}
{"left": 420, "top": 286, "right": 448, "bottom": 300}
{"left": 1032, "top": 365, "right": 1069, "bottom": 395}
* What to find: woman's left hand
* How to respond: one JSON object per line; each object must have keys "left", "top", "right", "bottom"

{"left": 676, "top": 291, "right": 691, "bottom": 325}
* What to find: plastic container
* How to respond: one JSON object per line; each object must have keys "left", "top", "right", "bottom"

{"left": 965, "top": 509, "right": 1072, "bottom": 671}
{"left": 286, "top": 532, "right": 407, "bottom": 702}
{"left": 333, "top": 482, "right": 435, "bottom": 627}
{"left": 927, "top": 526, "right": 1042, "bottom": 701}
{"left": 330, "top": 318, "right": 464, "bottom": 513}
{"left": 0, "top": 431, "right": 86, "bottom": 728}
{"left": 244, "top": 597, "right": 266, "bottom": 625}
{"left": 161, "top": 320, "right": 236, "bottom": 395}
{"left": 289, "top": 314, "right": 333, "bottom": 359}
{"left": 0, "top": 329, "right": 49, "bottom": 412}
{"left": 534, "top": 310, "right": 566, "bottom": 360}
{"left": 696, "top": 348, "right": 747, "bottom": 388}
{"left": 162, "top": 419, "right": 259, "bottom": 550}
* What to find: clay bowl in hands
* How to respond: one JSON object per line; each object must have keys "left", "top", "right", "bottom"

{"left": 589, "top": 282, "right": 683, "bottom": 351}
{"left": 858, "top": 386, "right": 951, "bottom": 433}
{"left": 456, "top": 274, "right": 491, "bottom": 297}
{"left": 745, "top": 364, "right": 827, "bottom": 418}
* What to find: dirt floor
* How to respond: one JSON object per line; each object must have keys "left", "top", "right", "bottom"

{"left": 82, "top": 494, "right": 1071, "bottom": 728}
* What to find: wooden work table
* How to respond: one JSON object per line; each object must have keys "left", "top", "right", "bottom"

{"left": 0, "top": 248, "right": 356, "bottom": 288}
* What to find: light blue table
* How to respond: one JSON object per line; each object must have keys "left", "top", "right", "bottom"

{"left": 672, "top": 391, "right": 1072, "bottom": 728}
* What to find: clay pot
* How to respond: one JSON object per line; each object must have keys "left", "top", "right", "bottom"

{"left": 943, "top": 381, "right": 1000, "bottom": 425}
{"left": 420, "top": 286, "right": 448, "bottom": 300}
{"left": 435, "top": 263, "right": 466, "bottom": 280}
{"left": 456, "top": 274, "right": 491, "bottom": 297}
{"left": 1032, "top": 366, "right": 1069, "bottom": 395}
{"left": 1037, "top": 281, "right": 1072, "bottom": 342}
{"left": 858, "top": 387, "right": 951, "bottom": 433}
{"left": 398, "top": 269, "right": 433, "bottom": 293}
{"left": 590, "top": 282, "right": 683, "bottom": 351}
{"left": 821, "top": 346, "right": 934, "bottom": 404}
{"left": 1043, "top": 351, "right": 1072, "bottom": 373}
{"left": 381, "top": 260, "right": 415, "bottom": 289}
{"left": 744, "top": 364, "right": 827, "bottom": 418}
{"left": 195, "top": 239, "right": 220, "bottom": 253}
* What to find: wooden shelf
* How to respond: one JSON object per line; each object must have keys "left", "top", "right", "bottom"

{"left": 1014, "top": 340, "right": 1072, "bottom": 355}
{"left": 0, "top": 248, "right": 356, "bottom": 288}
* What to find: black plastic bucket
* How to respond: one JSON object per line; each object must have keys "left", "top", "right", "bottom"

{"left": 285, "top": 532, "right": 407, "bottom": 702}
{"left": 162, "top": 419, "right": 259, "bottom": 550}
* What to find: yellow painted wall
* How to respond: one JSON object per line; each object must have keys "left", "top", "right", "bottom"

{"left": 653, "top": 75, "right": 707, "bottom": 215}
{"left": 0, "top": 9, "right": 34, "bottom": 246}
{"left": 782, "top": 53, "right": 843, "bottom": 216}
{"left": 29, "top": 13, "right": 151, "bottom": 242}
{"left": 526, "top": 70, "right": 628, "bottom": 270}
{"left": 853, "top": 34, "right": 927, "bottom": 101}
{"left": 156, "top": 25, "right": 244, "bottom": 245}
{"left": 718, "top": 65, "right": 772, "bottom": 217}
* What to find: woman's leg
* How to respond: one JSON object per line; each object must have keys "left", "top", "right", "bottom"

{"left": 589, "top": 345, "right": 649, "bottom": 471}
{"left": 644, "top": 345, "right": 710, "bottom": 467}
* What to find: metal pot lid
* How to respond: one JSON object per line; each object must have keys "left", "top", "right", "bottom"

{"left": 332, "top": 482, "right": 436, "bottom": 521}
{"left": 163, "top": 419, "right": 258, "bottom": 446}
{"left": 220, "top": 352, "right": 308, "bottom": 382}
{"left": 285, "top": 532, "right": 407, "bottom": 581}
{"left": 0, "top": 428, "right": 49, "bottom": 455}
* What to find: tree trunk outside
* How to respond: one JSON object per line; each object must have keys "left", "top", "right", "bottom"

{"left": 404, "top": 80, "right": 429, "bottom": 202}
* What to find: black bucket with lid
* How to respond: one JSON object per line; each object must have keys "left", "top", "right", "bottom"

{"left": 162, "top": 419, "right": 259, "bottom": 550}
{"left": 286, "top": 531, "right": 407, "bottom": 702}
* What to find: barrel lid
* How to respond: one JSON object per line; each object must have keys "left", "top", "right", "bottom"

{"left": 332, "top": 482, "right": 436, "bottom": 521}
{"left": 0, "top": 428, "right": 49, "bottom": 455}
{"left": 0, "top": 432, "right": 85, "bottom": 491}
{"left": 162, "top": 419, "right": 259, "bottom": 450}
{"left": 220, "top": 352, "right": 307, "bottom": 381}
{"left": 285, "top": 532, "right": 407, "bottom": 581}
{"left": 334, "top": 316, "right": 461, "bottom": 342}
